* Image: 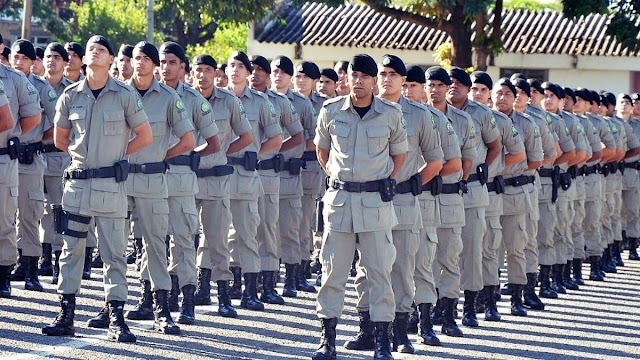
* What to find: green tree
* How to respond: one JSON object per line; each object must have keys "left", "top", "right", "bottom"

{"left": 185, "top": 22, "right": 248, "bottom": 64}
{"left": 0, "top": 0, "right": 70, "bottom": 41}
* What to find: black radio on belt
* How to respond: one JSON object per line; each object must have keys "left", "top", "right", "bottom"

{"left": 244, "top": 151, "right": 258, "bottom": 171}
{"left": 494, "top": 175, "right": 505, "bottom": 194}
{"left": 422, "top": 175, "right": 442, "bottom": 196}
{"left": 189, "top": 151, "right": 201, "bottom": 172}
{"left": 568, "top": 165, "right": 578, "bottom": 179}
{"left": 379, "top": 178, "right": 396, "bottom": 202}
{"left": 113, "top": 160, "right": 129, "bottom": 182}
{"left": 284, "top": 158, "right": 305, "bottom": 175}
{"left": 7, "top": 137, "right": 20, "bottom": 160}
{"left": 17, "top": 142, "right": 44, "bottom": 165}
{"left": 476, "top": 163, "right": 488, "bottom": 185}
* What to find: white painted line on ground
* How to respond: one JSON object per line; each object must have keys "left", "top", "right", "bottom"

{"left": 3, "top": 334, "right": 105, "bottom": 360}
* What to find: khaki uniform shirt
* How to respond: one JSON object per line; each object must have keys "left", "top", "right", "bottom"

{"left": 125, "top": 78, "right": 193, "bottom": 199}
{"left": 19, "top": 73, "right": 55, "bottom": 175}
{"left": 394, "top": 96, "right": 443, "bottom": 231}
{"left": 0, "top": 80, "right": 17, "bottom": 188}
{"left": 315, "top": 95, "right": 408, "bottom": 233}
{"left": 168, "top": 82, "right": 219, "bottom": 197}
{"left": 624, "top": 117, "right": 640, "bottom": 189}
{"left": 309, "top": 91, "right": 329, "bottom": 120}
{"left": 55, "top": 76, "right": 149, "bottom": 217}
{"left": 44, "top": 77, "right": 73, "bottom": 177}
{"left": 196, "top": 87, "right": 251, "bottom": 201}
{"left": 228, "top": 86, "right": 280, "bottom": 200}
{"left": 0, "top": 65, "right": 41, "bottom": 140}
{"left": 274, "top": 89, "right": 305, "bottom": 198}
{"left": 577, "top": 114, "right": 602, "bottom": 166}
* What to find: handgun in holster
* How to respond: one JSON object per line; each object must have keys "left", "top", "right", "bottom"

{"left": 551, "top": 166, "right": 561, "bottom": 203}
{"left": 315, "top": 198, "right": 324, "bottom": 233}
{"left": 114, "top": 160, "right": 129, "bottom": 182}
{"left": 379, "top": 178, "right": 396, "bottom": 202}
{"left": 51, "top": 204, "right": 67, "bottom": 234}
{"left": 476, "top": 163, "right": 489, "bottom": 185}
{"left": 244, "top": 151, "right": 258, "bottom": 171}
{"left": 7, "top": 137, "right": 19, "bottom": 160}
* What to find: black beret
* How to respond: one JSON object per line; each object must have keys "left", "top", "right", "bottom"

{"left": 184, "top": 61, "right": 190, "bottom": 73}
{"left": 250, "top": 55, "right": 270, "bottom": 74}
{"left": 335, "top": 60, "right": 349, "bottom": 73}
{"left": 618, "top": 93, "right": 632, "bottom": 103}
{"left": 134, "top": 41, "right": 159, "bottom": 66}
{"left": 217, "top": 63, "right": 227, "bottom": 72}
{"left": 229, "top": 51, "right": 252, "bottom": 73}
{"left": 604, "top": 92, "right": 616, "bottom": 106}
{"left": 406, "top": 65, "right": 426, "bottom": 84}
{"left": 600, "top": 94, "right": 610, "bottom": 107}
{"left": 564, "top": 87, "right": 576, "bottom": 103}
{"left": 528, "top": 79, "right": 544, "bottom": 94}
{"left": 590, "top": 90, "right": 601, "bottom": 105}
{"left": 272, "top": 55, "right": 294, "bottom": 76}
{"left": 349, "top": 54, "right": 377, "bottom": 77}
{"left": 118, "top": 44, "right": 133, "bottom": 58}
{"left": 320, "top": 68, "right": 338, "bottom": 82}
{"left": 449, "top": 66, "right": 471, "bottom": 87}
{"left": 11, "top": 39, "right": 36, "bottom": 61}
{"left": 45, "top": 42, "right": 68, "bottom": 62}
{"left": 35, "top": 46, "right": 45, "bottom": 60}
{"left": 193, "top": 54, "right": 217, "bottom": 69}
{"left": 379, "top": 54, "right": 407, "bottom": 76}
{"left": 86, "top": 36, "right": 114, "bottom": 56}
{"left": 542, "top": 82, "right": 564, "bottom": 99}
{"left": 510, "top": 72, "right": 527, "bottom": 81}
{"left": 632, "top": 93, "right": 640, "bottom": 102}
{"left": 513, "top": 78, "right": 531, "bottom": 98}
{"left": 425, "top": 66, "right": 452, "bottom": 85}
{"left": 574, "top": 88, "right": 592, "bottom": 103}
{"left": 496, "top": 77, "right": 517, "bottom": 97}
{"left": 296, "top": 61, "right": 321, "bottom": 79}
{"left": 1, "top": 47, "right": 9, "bottom": 59}
{"left": 159, "top": 42, "right": 185, "bottom": 63}
{"left": 470, "top": 71, "right": 492, "bottom": 89}
{"left": 65, "top": 42, "right": 85, "bottom": 58}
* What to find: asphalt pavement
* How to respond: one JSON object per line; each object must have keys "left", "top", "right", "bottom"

{"left": 1, "top": 253, "right": 639, "bottom": 360}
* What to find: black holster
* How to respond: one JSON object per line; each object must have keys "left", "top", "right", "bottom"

{"left": 379, "top": 178, "right": 396, "bottom": 202}
{"left": 551, "top": 166, "right": 561, "bottom": 203}
{"left": 315, "top": 198, "right": 324, "bottom": 233}
{"left": 244, "top": 151, "right": 258, "bottom": 171}
{"left": 190, "top": 151, "right": 201, "bottom": 172}
{"left": 286, "top": 158, "right": 305, "bottom": 175}
{"left": 113, "top": 160, "right": 129, "bottom": 183}
{"left": 409, "top": 173, "right": 423, "bottom": 196}
{"left": 7, "top": 137, "right": 19, "bottom": 160}
{"left": 494, "top": 175, "right": 505, "bottom": 194}
{"left": 476, "top": 163, "right": 489, "bottom": 185}
{"left": 559, "top": 172, "right": 572, "bottom": 191}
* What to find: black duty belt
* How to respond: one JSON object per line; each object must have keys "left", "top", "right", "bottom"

{"left": 196, "top": 165, "right": 234, "bottom": 177}
{"left": 257, "top": 154, "right": 284, "bottom": 172}
{"left": 583, "top": 164, "right": 600, "bottom": 176}
{"left": 504, "top": 175, "right": 535, "bottom": 187}
{"left": 128, "top": 161, "right": 169, "bottom": 174}
{"left": 467, "top": 173, "right": 481, "bottom": 183}
{"left": 281, "top": 158, "right": 306, "bottom": 175}
{"left": 441, "top": 182, "right": 465, "bottom": 195}
{"left": 167, "top": 155, "right": 191, "bottom": 166}
{"left": 623, "top": 161, "right": 640, "bottom": 171}
{"left": 64, "top": 160, "right": 129, "bottom": 182}
{"left": 537, "top": 168, "right": 555, "bottom": 177}
{"left": 486, "top": 176, "right": 505, "bottom": 194}
{"left": 301, "top": 151, "right": 317, "bottom": 162}
{"left": 330, "top": 179, "right": 382, "bottom": 192}
{"left": 0, "top": 147, "right": 10, "bottom": 156}
{"left": 17, "top": 141, "right": 44, "bottom": 164}
{"left": 42, "top": 144, "right": 63, "bottom": 153}
{"left": 396, "top": 174, "right": 422, "bottom": 196}
{"left": 227, "top": 151, "right": 258, "bottom": 171}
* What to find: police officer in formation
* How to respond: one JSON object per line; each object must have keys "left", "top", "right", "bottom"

{"left": 0, "top": 33, "right": 636, "bottom": 356}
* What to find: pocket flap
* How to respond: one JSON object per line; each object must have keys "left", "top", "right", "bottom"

{"left": 28, "top": 190, "right": 46, "bottom": 201}
{"left": 69, "top": 110, "right": 85, "bottom": 120}
{"left": 362, "top": 194, "right": 384, "bottom": 208}
{"left": 104, "top": 110, "right": 124, "bottom": 121}
{"left": 366, "top": 125, "right": 389, "bottom": 138}
{"left": 91, "top": 181, "right": 120, "bottom": 193}
{"left": 329, "top": 123, "right": 350, "bottom": 137}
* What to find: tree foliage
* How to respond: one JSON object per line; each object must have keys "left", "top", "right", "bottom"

{"left": 0, "top": 0, "right": 70, "bottom": 41}
{"left": 185, "top": 22, "right": 248, "bottom": 65}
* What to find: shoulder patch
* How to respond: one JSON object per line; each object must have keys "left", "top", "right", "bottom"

{"left": 469, "top": 124, "right": 477, "bottom": 138}
{"left": 237, "top": 98, "right": 245, "bottom": 114}
{"left": 401, "top": 116, "right": 406, "bottom": 128}
{"left": 490, "top": 115, "right": 496, "bottom": 128}
{"left": 270, "top": 103, "right": 277, "bottom": 117}
{"left": 26, "top": 82, "right": 36, "bottom": 94}
{"left": 201, "top": 101, "right": 211, "bottom": 115}
{"left": 137, "top": 98, "right": 144, "bottom": 110}
{"left": 534, "top": 125, "right": 541, "bottom": 138}
{"left": 175, "top": 99, "right": 185, "bottom": 113}
{"left": 0, "top": 81, "right": 4, "bottom": 91}
{"left": 446, "top": 121, "right": 455, "bottom": 135}
{"left": 47, "top": 88, "right": 57, "bottom": 100}
{"left": 545, "top": 114, "right": 552, "bottom": 125}
{"left": 289, "top": 102, "right": 296, "bottom": 115}
{"left": 512, "top": 125, "right": 519, "bottom": 137}
{"left": 431, "top": 114, "right": 437, "bottom": 129}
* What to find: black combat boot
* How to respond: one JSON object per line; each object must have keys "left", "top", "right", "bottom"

{"left": 474, "top": 286, "right": 487, "bottom": 313}
{"left": 484, "top": 285, "right": 501, "bottom": 321}
{"left": 0, "top": 265, "right": 12, "bottom": 298}
{"left": 406, "top": 303, "right": 418, "bottom": 334}
{"left": 392, "top": 313, "right": 414, "bottom": 354}
{"left": 601, "top": 246, "right": 616, "bottom": 273}
{"left": 216, "top": 280, "right": 238, "bottom": 318}
{"left": 418, "top": 303, "right": 441, "bottom": 345}
{"left": 523, "top": 273, "right": 545, "bottom": 310}
{"left": 10, "top": 249, "right": 26, "bottom": 282}
{"left": 24, "top": 256, "right": 43, "bottom": 291}
{"left": 177, "top": 284, "right": 196, "bottom": 325}
{"left": 240, "top": 273, "right": 264, "bottom": 311}
{"left": 563, "top": 260, "right": 579, "bottom": 290}
{"left": 87, "top": 303, "right": 110, "bottom": 328}
{"left": 152, "top": 290, "right": 181, "bottom": 335}
{"left": 282, "top": 263, "right": 297, "bottom": 298}
{"left": 343, "top": 311, "right": 375, "bottom": 350}
{"left": 107, "top": 300, "right": 136, "bottom": 342}
{"left": 629, "top": 238, "right": 640, "bottom": 260}
{"left": 461, "top": 290, "right": 479, "bottom": 327}
{"left": 310, "top": 257, "right": 321, "bottom": 274}
{"left": 500, "top": 283, "right": 513, "bottom": 296}
{"left": 441, "top": 297, "right": 463, "bottom": 337}
{"left": 42, "top": 294, "right": 75, "bottom": 336}
{"left": 551, "top": 264, "right": 566, "bottom": 294}
{"left": 572, "top": 258, "right": 585, "bottom": 285}
{"left": 538, "top": 265, "right": 558, "bottom": 298}
{"left": 302, "top": 259, "right": 312, "bottom": 279}
{"left": 38, "top": 243, "right": 53, "bottom": 276}
{"left": 350, "top": 251, "right": 358, "bottom": 277}
{"left": 613, "top": 240, "right": 625, "bottom": 267}
{"left": 312, "top": 318, "right": 337, "bottom": 360}
{"left": 125, "top": 238, "right": 138, "bottom": 265}
{"left": 260, "top": 270, "right": 285, "bottom": 305}
{"left": 296, "top": 262, "right": 317, "bottom": 293}
{"left": 51, "top": 250, "right": 61, "bottom": 284}
{"left": 168, "top": 275, "right": 180, "bottom": 312}
{"left": 91, "top": 251, "right": 103, "bottom": 269}
{"left": 510, "top": 284, "right": 528, "bottom": 316}
{"left": 589, "top": 256, "right": 604, "bottom": 281}
{"left": 194, "top": 268, "right": 212, "bottom": 305}
{"left": 430, "top": 298, "right": 444, "bottom": 325}
{"left": 229, "top": 266, "right": 242, "bottom": 299}
{"left": 373, "top": 322, "right": 394, "bottom": 360}
{"left": 126, "top": 279, "right": 154, "bottom": 320}
{"left": 82, "top": 247, "right": 93, "bottom": 280}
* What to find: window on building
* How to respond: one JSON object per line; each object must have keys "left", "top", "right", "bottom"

{"left": 499, "top": 68, "right": 548, "bottom": 82}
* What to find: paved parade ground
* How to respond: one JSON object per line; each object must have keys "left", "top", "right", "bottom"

{"left": 1, "top": 256, "right": 639, "bottom": 360}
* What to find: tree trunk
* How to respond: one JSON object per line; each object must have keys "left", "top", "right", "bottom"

{"left": 449, "top": 23, "right": 474, "bottom": 69}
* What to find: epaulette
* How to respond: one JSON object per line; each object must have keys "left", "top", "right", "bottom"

{"left": 450, "top": 105, "right": 472, "bottom": 121}
{"left": 322, "top": 95, "right": 344, "bottom": 108}
{"left": 157, "top": 81, "right": 178, "bottom": 96}
{"left": 30, "top": 74, "right": 48, "bottom": 86}
{"left": 216, "top": 87, "right": 237, "bottom": 99}
{"left": 249, "top": 88, "right": 269, "bottom": 101}
{"left": 292, "top": 90, "right": 309, "bottom": 101}
{"left": 379, "top": 97, "right": 402, "bottom": 112}
{"left": 405, "top": 98, "right": 428, "bottom": 112}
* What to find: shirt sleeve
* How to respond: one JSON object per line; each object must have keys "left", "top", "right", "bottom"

{"left": 124, "top": 90, "right": 148, "bottom": 129}
{"left": 596, "top": 118, "right": 616, "bottom": 149}
{"left": 500, "top": 116, "right": 525, "bottom": 155}
{"left": 229, "top": 96, "right": 252, "bottom": 136}
{"left": 418, "top": 109, "right": 443, "bottom": 163}
{"left": 17, "top": 74, "right": 42, "bottom": 119}
{"left": 624, "top": 121, "right": 640, "bottom": 150}
{"left": 481, "top": 108, "right": 501, "bottom": 144}
{"left": 553, "top": 117, "right": 575, "bottom": 153}
{"left": 314, "top": 106, "right": 331, "bottom": 150}
{"left": 524, "top": 117, "right": 544, "bottom": 162}
{"left": 460, "top": 114, "right": 477, "bottom": 161}
{"left": 169, "top": 92, "right": 194, "bottom": 139}
{"left": 41, "top": 84, "right": 57, "bottom": 132}
{"left": 299, "top": 97, "right": 316, "bottom": 140}
{"left": 435, "top": 111, "right": 461, "bottom": 161}
{"left": 54, "top": 91, "right": 71, "bottom": 130}
{"left": 584, "top": 119, "right": 602, "bottom": 153}
{"left": 260, "top": 97, "right": 282, "bottom": 139}
{"left": 281, "top": 97, "right": 303, "bottom": 137}
{"left": 389, "top": 107, "right": 408, "bottom": 156}
{"left": 193, "top": 96, "right": 218, "bottom": 140}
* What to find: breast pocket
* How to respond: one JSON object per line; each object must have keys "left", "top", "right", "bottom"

{"left": 150, "top": 121, "right": 167, "bottom": 138}
{"left": 366, "top": 125, "right": 390, "bottom": 155}
{"left": 69, "top": 109, "right": 86, "bottom": 135}
{"left": 329, "top": 123, "right": 350, "bottom": 152}
{"left": 406, "top": 127, "right": 419, "bottom": 149}
{"left": 103, "top": 110, "right": 125, "bottom": 135}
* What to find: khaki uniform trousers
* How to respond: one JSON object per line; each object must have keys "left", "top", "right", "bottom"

{"left": 460, "top": 206, "right": 486, "bottom": 292}
{"left": 433, "top": 227, "right": 463, "bottom": 299}
{"left": 583, "top": 173, "right": 603, "bottom": 258}
{"left": 196, "top": 195, "right": 233, "bottom": 281}
{"left": 229, "top": 199, "right": 261, "bottom": 273}
{"left": 128, "top": 196, "right": 171, "bottom": 291}
{"left": 553, "top": 194, "right": 575, "bottom": 264}
{"left": 257, "top": 173, "right": 280, "bottom": 271}
{"left": 41, "top": 175, "right": 64, "bottom": 251}
{"left": 301, "top": 161, "right": 323, "bottom": 257}
{"left": 483, "top": 189, "right": 503, "bottom": 286}
{"left": 524, "top": 186, "right": 540, "bottom": 273}
{"left": 622, "top": 187, "right": 640, "bottom": 238}
{"left": 167, "top": 194, "right": 198, "bottom": 287}
{"left": 58, "top": 216, "right": 128, "bottom": 301}
{"left": 317, "top": 229, "right": 396, "bottom": 322}
{"left": 414, "top": 198, "right": 439, "bottom": 305}
{"left": 17, "top": 173, "right": 45, "bottom": 257}
{"left": 601, "top": 191, "right": 615, "bottom": 250}
{"left": 571, "top": 177, "right": 586, "bottom": 260}
{"left": 537, "top": 184, "right": 557, "bottom": 266}
{"left": 279, "top": 197, "right": 303, "bottom": 264}
{"left": 612, "top": 187, "right": 623, "bottom": 242}
{"left": 500, "top": 187, "right": 530, "bottom": 285}
{"left": 0, "top": 186, "right": 18, "bottom": 266}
